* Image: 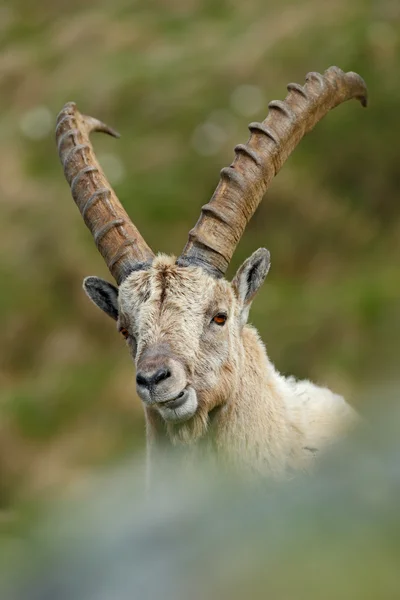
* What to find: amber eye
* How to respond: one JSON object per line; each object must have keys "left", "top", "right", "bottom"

{"left": 212, "top": 313, "right": 227, "bottom": 326}
{"left": 119, "top": 327, "right": 129, "bottom": 339}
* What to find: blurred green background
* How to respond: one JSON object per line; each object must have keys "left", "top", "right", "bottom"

{"left": 0, "top": 0, "right": 399, "bottom": 510}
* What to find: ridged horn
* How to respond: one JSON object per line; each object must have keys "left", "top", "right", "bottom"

{"left": 177, "top": 66, "right": 367, "bottom": 278}
{"left": 56, "top": 102, "right": 154, "bottom": 284}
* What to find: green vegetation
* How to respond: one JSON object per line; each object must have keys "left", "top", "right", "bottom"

{"left": 0, "top": 0, "right": 399, "bottom": 508}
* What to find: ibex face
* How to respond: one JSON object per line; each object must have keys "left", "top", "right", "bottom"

{"left": 83, "top": 249, "right": 270, "bottom": 425}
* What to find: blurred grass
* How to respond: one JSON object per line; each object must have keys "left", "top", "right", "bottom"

{"left": 0, "top": 0, "right": 399, "bottom": 507}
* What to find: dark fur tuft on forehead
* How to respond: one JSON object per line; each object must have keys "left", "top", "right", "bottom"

{"left": 156, "top": 263, "right": 172, "bottom": 304}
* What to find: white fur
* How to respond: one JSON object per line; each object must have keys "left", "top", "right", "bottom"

{"left": 103, "top": 253, "right": 358, "bottom": 478}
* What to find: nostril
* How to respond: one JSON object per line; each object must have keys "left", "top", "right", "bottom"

{"left": 137, "top": 368, "right": 171, "bottom": 389}
{"left": 136, "top": 373, "right": 149, "bottom": 388}
{"left": 153, "top": 368, "right": 171, "bottom": 385}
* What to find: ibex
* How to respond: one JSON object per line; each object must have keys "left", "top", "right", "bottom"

{"left": 56, "top": 67, "right": 367, "bottom": 477}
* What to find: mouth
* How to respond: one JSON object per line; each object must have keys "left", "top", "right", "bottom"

{"left": 162, "top": 389, "right": 188, "bottom": 410}
{"left": 156, "top": 386, "right": 198, "bottom": 423}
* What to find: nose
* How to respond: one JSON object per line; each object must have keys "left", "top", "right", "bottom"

{"left": 136, "top": 367, "right": 171, "bottom": 389}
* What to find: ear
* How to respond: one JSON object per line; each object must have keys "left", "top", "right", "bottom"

{"left": 83, "top": 276, "right": 119, "bottom": 321}
{"left": 232, "top": 248, "right": 270, "bottom": 325}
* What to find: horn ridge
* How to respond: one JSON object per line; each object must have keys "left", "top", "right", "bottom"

{"left": 56, "top": 102, "right": 154, "bottom": 284}
{"left": 178, "top": 66, "right": 367, "bottom": 277}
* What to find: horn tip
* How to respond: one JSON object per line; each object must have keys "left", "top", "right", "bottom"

{"left": 109, "top": 127, "right": 121, "bottom": 139}
{"left": 325, "top": 67, "right": 368, "bottom": 108}
{"left": 345, "top": 71, "right": 368, "bottom": 107}
{"left": 83, "top": 115, "right": 121, "bottom": 139}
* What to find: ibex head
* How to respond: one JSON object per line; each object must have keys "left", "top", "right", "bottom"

{"left": 83, "top": 249, "right": 270, "bottom": 428}
{"left": 56, "top": 67, "right": 367, "bottom": 437}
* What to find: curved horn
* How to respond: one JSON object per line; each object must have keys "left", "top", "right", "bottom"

{"left": 56, "top": 103, "right": 154, "bottom": 284}
{"left": 177, "top": 66, "right": 367, "bottom": 278}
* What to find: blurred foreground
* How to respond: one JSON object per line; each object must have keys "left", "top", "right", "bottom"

{"left": 1, "top": 393, "right": 400, "bottom": 600}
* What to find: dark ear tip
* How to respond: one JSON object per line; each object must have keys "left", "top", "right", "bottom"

{"left": 82, "top": 276, "right": 119, "bottom": 298}
{"left": 83, "top": 276, "right": 117, "bottom": 289}
{"left": 82, "top": 276, "right": 99, "bottom": 295}
{"left": 253, "top": 247, "right": 271, "bottom": 264}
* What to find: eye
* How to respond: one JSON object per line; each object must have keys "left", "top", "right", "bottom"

{"left": 119, "top": 327, "right": 129, "bottom": 339}
{"left": 212, "top": 313, "right": 228, "bottom": 326}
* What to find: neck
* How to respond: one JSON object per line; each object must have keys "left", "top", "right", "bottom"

{"left": 211, "top": 326, "right": 295, "bottom": 475}
{"left": 144, "top": 325, "right": 298, "bottom": 476}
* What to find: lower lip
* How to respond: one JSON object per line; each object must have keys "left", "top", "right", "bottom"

{"left": 164, "top": 391, "right": 187, "bottom": 409}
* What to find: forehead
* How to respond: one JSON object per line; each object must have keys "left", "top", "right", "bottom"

{"left": 118, "top": 255, "right": 233, "bottom": 316}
